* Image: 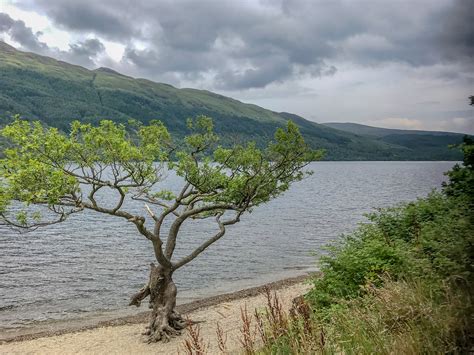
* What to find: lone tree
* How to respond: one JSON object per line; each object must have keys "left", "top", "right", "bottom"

{"left": 0, "top": 116, "right": 319, "bottom": 342}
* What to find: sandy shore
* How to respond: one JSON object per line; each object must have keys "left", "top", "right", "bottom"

{"left": 0, "top": 275, "right": 312, "bottom": 354}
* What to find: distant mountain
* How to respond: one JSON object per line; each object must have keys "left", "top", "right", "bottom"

{"left": 0, "top": 41, "right": 465, "bottom": 160}
{"left": 324, "top": 122, "right": 468, "bottom": 160}
{"left": 323, "top": 122, "right": 464, "bottom": 138}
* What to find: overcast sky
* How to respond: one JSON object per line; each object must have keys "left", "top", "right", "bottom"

{"left": 1, "top": 0, "right": 473, "bottom": 133}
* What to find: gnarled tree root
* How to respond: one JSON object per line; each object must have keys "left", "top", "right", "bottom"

{"left": 142, "top": 309, "right": 187, "bottom": 343}
{"left": 129, "top": 263, "right": 188, "bottom": 343}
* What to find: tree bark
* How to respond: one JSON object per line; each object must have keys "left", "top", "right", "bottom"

{"left": 129, "top": 263, "right": 186, "bottom": 343}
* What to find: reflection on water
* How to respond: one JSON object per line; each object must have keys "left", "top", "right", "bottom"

{"left": 0, "top": 161, "right": 455, "bottom": 330}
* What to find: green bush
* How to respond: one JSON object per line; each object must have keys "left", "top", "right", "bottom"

{"left": 307, "top": 189, "right": 473, "bottom": 313}
{"left": 307, "top": 225, "right": 413, "bottom": 310}
{"left": 368, "top": 192, "right": 473, "bottom": 280}
{"left": 443, "top": 136, "right": 474, "bottom": 203}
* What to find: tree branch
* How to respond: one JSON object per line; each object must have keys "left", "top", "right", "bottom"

{"left": 112, "top": 187, "right": 126, "bottom": 213}
{"left": 163, "top": 202, "right": 238, "bottom": 259}
{"left": 173, "top": 212, "right": 242, "bottom": 270}
{"left": 129, "top": 283, "right": 150, "bottom": 307}
{"left": 0, "top": 206, "right": 84, "bottom": 232}
{"left": 144, "top": 203, "right": 158, "bottom": 222}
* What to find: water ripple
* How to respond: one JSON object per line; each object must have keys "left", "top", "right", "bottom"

{"left": 0, "top": 161, "right": 454, "bottom": 329}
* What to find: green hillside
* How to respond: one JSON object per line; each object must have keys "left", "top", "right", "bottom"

{"left": 0, "top": 41, "right": 464, "bottom": 160}
{"left": 324, "top": 122, "right": 467, "bottom": 160}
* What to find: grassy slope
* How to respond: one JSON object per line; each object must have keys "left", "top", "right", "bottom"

{"left": 0, "top": 41, "right": 463, "bottom": 160}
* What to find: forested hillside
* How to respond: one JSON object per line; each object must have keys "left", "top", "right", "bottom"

{"left": 0, "top": 42, "right": 465, "bottom": 160}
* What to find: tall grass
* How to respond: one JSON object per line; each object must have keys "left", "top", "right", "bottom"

{"left": 324, "top": 277, "right": 471, "bottom": 354}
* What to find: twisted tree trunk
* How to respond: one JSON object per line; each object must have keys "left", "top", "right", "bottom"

{"left": 130, "top": 263, "right": 186, "bottom": 343}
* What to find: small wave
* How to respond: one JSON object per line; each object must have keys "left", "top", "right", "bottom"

{"left": 0, "top": 304, "right": 17, "bottom": 311}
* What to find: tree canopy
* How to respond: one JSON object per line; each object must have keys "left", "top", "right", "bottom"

{"left": 0, "top": 116, "right": 319, "bottom": 237}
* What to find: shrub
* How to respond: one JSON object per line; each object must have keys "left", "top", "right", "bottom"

{"left": 306, "top": 225, "right": 414, "bottom": 310}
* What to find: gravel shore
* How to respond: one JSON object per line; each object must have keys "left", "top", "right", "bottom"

{"left": 0, "top": 274, "right": 312, "bottom": 354}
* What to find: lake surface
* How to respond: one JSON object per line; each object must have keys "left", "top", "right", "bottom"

{"left": 0, "top": 161, "right": 455, "bottom": 333}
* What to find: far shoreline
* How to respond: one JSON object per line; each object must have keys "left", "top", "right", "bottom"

{"left": 0, "top": 273, "right": 316, "bottom": 344}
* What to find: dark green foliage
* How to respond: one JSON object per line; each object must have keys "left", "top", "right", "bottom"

{"left": 443, "top": 136, "right": 474, "bottom": 202}
{"left": 307, "top": 228, "right": 413, "bottom": 309}
{"left": 381, "top": 134, "right": 464, "bottom": 160}
{"left": 368, "top": 192, "right": 473, "bottom": 280}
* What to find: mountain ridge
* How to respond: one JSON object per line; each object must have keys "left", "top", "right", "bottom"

{"left": 0, "top": 41, "right": 465, "bottom": 160}
{"left": 323, "top": 122, "right": 468, "bottom": 159}
{"left": 323, "top": 122, "right": 466, "bottom": 137}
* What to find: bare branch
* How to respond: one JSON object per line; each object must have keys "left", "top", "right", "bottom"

{"left": 180, "top": 203, "right": 238, "bottom": 220}
{"left": 132, "top": 196, "right": 179, "bottom": 217}
{"left": 0, "top": 206, "right": 84, "bottom": 233}
{"left": 164, "top": 202, "right": 238, "bottom": 259}
{"left": 81, "top": 197, "right": 171, "bottom": 268}
{"left": 144, "top": 203, "right": 158, "bottom": 222}
{"left": 173, "top": 211, "right": 243, "bottom": 270}
{"left": 88, "top": 184, "right": 102, "bottom": 208}
{"left": 112, "top": 187, "right": 126, "bottom": 213}
{"left": 152, "top": 182, "right": 191, "bottom": 241}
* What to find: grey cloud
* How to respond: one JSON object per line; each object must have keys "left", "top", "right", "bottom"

{"left": 61, "top": 38, "right": 106, "bottom": 67}
{"left": 0, "top": 12, "right": 107, "bottom": 68}
{"left": 123, "top": 47, "right": 158, "bottom": 70}
{"left": 215, "top": 57, "right": 293, "bottom": 90}
{"left": 69, "top": 38, "right": 105, "bottom": 57}
{"left": 415, "top": 101, "right": 441, "bottom": 106}
{"left": 0, "top": 12, "right": 48, "bottom": 52}
{"left": 123, "top": 46, "right": 217, "bottom": 74}
{"left": 323, "top": 66, "right": 337, "bottom": 77}
{"left": 20, "top": 1, "right": 134, "bottom": 40}
{"left": 0, "top": 13, "right": 14, "bottom": 32}
{"left": 11, "top": 0, "right": 474, "bottom": 90}
{"left": 437, "top": 0, "right": 474, "bottom": 66}
{"left": 15, "top": 0, "right": 345, "bottom": 88}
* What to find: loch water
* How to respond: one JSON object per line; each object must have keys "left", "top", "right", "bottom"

{"left": 0, "top": 161, "right": 456, "bottom": 333}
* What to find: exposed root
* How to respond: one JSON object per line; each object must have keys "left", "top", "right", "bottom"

{"left": 149, "top": 325, "right": 180, "bottom": 343}
{"left": 147, "top": 313, "right": 186, "bottom": 343}
{"left": 170, "top": 311, "right": 187, "bottom": 330}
